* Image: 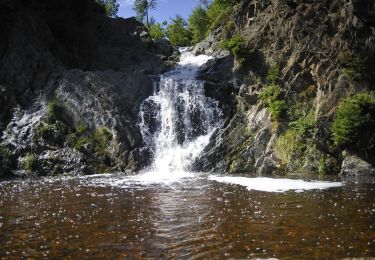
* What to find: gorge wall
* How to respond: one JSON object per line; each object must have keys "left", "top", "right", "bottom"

{"left": 0, "top": 0, "right": 172, "bottom": 177}
{"left": 193, "top": 0, "right": 375, "bottom": 177}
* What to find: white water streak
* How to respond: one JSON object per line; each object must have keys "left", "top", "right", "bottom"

{"left": 139, "top": 48, "right": 223, "bottom": 181}
{"left": 209, "top": 176, "right": 342, "bottom": 192}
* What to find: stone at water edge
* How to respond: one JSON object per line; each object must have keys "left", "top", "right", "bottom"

{"left": 340, "top": 152, "right": 375, "bottom": 177}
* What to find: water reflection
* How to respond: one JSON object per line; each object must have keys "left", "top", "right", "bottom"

{"left": 0, "top": 175, "right": 374, "bottom": 258}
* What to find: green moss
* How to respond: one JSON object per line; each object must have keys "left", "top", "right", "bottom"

{"left": 68, "top": 127, "right": 113, "bottom": 156}
{"left": 93, "top": 128, "right": 113, "bottom": 155}
{"left": 23, "top": 153, "right": 38, "bottom": 172}
{"left": 332, "top": 93, "right": 375, "bottom": 157}
{"left": 0, "top": 146, "right": 12, "bottom": 168}
{"left": 47, "top": 99, "right": 65, "bottom": 122}
{"left": 75, "top": 122, "right": 87, "bottom": 135}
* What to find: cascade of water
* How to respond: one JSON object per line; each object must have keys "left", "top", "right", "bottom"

{"left": 139, "top": 48, "right": 223, "bottom": 174}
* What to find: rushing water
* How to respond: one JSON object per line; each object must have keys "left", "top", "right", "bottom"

{"left": 1, "top": 49, "right": 375, "bottom": 259}
{"left": 139, "top": 48, "right": 222, "bottom": 175}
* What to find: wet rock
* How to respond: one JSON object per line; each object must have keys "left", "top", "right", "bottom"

{"left": 0, "top": 0, "right": 171, "bottom": 176}
{"left": 340, "top": 153, "right": 375, "bottom": 177}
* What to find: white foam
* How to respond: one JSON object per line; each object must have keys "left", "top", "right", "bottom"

{"left": 138, "top": 47, "right": 223, "bottom": 176}
{"left": 208, "top": 176, "right": 342, "bottom": 192}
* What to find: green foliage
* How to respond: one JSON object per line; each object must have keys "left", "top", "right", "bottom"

{"left": 96, "top": 0, "right": 119, "bottom": 17}
{"left": 340, "top": 53, "right": 366, "bottom": 80}
{"left": 93, "top": 128, "right": 113, "bottom": 155}
{"left": 148, "top": 23, "right": 165, "bottom": 40}
{"left": 188, "top": 7, "right": 208, "bottom": 44}
{"left": 220, "top": 34, "right": 250, "bottom": 64}
{"left": 134, "top": 0, "right": 157, "bottom": 26}
{"left": 288, "top": 105, "right": 316, "bottom": 137}
{"left": 276, "top": 129, "right": 302, "bottom": 165}
{"left": 224, "top": 20, "right": 235, "bottom": 35}
{"left": 269, "top": 100, "right": 288, "bottom": 121}
{"left": 35, "top": 123, "right": 55, "bottom": 140}
{"left": 76, "top": 122, "right": 87, "bottom": 135}
{"left": 318, "top": 154, "right": 326, "bottom": 176}
{"left": 0, "top": 146, "right": 12, "bottom": 168}
{"left": 47, "top": 99, "right": 65, "bottom": 123}
{"left": 165, "top": 16, "right": 192, "bottom": 46}
{"left": 69, "top": 128, "right": 113, "bottom": 156}
{"left": 332, "top": 93, "right": 375, "bottom": 156}
{"left": 259, "top": 85, "right": 282, "bottom": 106}
{"left": 259, "top": 85, "right": 287, "bottom": 122}
{"left": 23, "top": 153, "right": 38, "bottom": 172}
{"left": 266, "top": 65, "right": 280, "bottom": 85}
{"left": 206, "top": 0, "right": 239, "bottom": 32}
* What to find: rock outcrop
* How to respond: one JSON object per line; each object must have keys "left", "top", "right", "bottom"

{"left": 194, "top": 0, "right": 375, "bottom": 176}
{"left": 0, "top": 0, "right": 171, "bottom": 177}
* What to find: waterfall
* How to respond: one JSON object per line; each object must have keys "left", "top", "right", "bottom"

{"left": 139, "top": 48, "right": 223, "bottom": 174}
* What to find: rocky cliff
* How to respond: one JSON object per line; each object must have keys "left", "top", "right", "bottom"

{"left": 0, "top": 0, "right": 172, "bottom": 177}
{"left": 193, "top": 0, "right": 375, "bottom": 177}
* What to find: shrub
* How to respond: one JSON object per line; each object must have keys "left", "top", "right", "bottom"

{"left": 340, "top": 53, "right": 366, "bottom": 80}
{"left": 68, "top": 127, "right": 113, "bottom": 156}
{"left": 76, "top": 122, "right": 87, "bottom": 135}
{"left": 220, "top": 34, "right": 251, "bottom": 64}
{"left": 259, "top": 85, "right": 282, "bottom": 106}
{"left": 149, "top": 23, "right": 165, "bottom": 40}
{"left": 288, "top": 105, "right": 316, "bottom": 137}
{"left": 259, "top": 85, "right": 287, "bottom": 122}
{"left": 269, "top": 100, "right": 287, "bottom": 121}
{"left": 266, "top": 65, "right": 280, "bottom": 85}
{"left": 96, "top": 0, "right": 119, "bottom": 17}
{"left": 276, "top": 129, "right": 301, "bottom": 165}
{"left": 93, "top": 128, "right": 113, "bottom": 155}
{"left": 332, "top": 93, "right": 375, "bottom": 156}
{"left": 206, "top": 0, "right": 240, "bottom": 32}
{"left": 23, "top": 153, "right": 38, "bottom": 172}
{"left": 47, "top": 99, "right": 64, "bottom": 122}
{"left": 35, "top": 123, "right": 55, "bottom": 140}
{"left": 0, "top": 146, "right": 12, "bottom": 168}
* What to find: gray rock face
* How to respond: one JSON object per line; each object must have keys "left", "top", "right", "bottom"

{"left": 193, "top": 0, "right": 375, "bottom": 176}
{"left": 340, "top": 153, "right": 375, "bottom": 177}
{"left": 0, "top": 0, "right": 171, "bottom": 177}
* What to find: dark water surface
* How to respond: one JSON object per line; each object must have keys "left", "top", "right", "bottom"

{"left": 0, "top": 173, "right": 374, "bottom": 259}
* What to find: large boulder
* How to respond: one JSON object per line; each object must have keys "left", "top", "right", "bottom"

{"left": 340, "top": 153, "right": 375, "bottom": 177}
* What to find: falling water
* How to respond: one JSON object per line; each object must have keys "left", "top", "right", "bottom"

{"left": 139, "top": 48, "right": 223, "bottom": 175}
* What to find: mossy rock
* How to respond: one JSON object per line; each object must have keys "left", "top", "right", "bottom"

{"left": 23, "top": 153, "right": 39, "bottom": 172}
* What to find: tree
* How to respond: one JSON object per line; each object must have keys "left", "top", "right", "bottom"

{"left": 199, "top": 0, "right": 211, "bottom": 8}
{"left": 96, "top": 0, "right": 119, "bottom": 18}
{"left": 149, "top": 23, "right": 165, "bottom": 40}
{"left": 134, "top": 0, "right": 157, "bottom": 27}
{"left": 165, "top": 16, "right": 192, "bottom": 46}
{"left": 188, "top": 6, "right": 208, "bottom": 44}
